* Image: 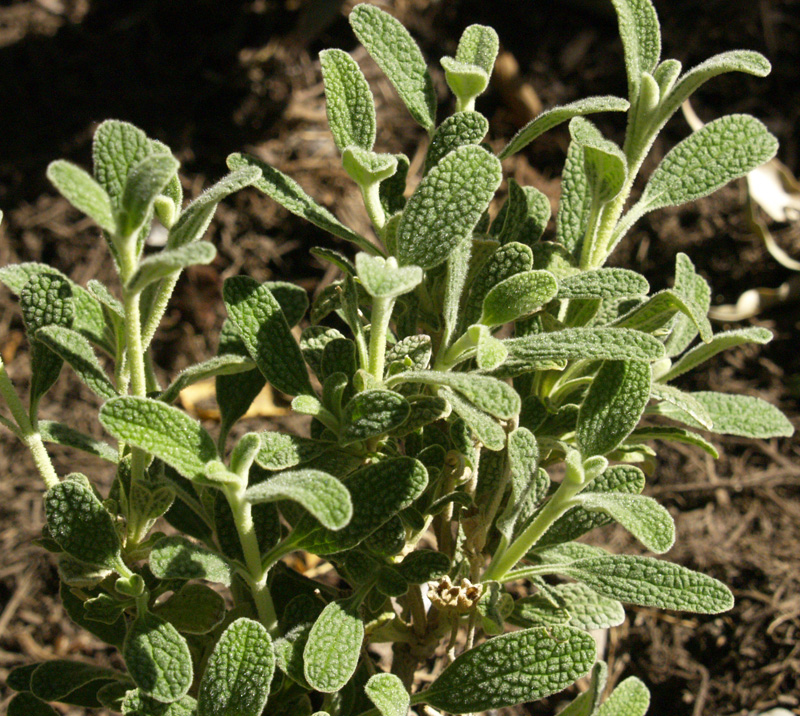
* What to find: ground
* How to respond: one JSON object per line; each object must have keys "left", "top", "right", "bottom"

{"left": 0, "top": 1, "right": 798, "bottom": 714}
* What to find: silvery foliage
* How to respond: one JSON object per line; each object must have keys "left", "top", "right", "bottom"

{"left": 0, "top": 2, "right": 793, "bottom": 714}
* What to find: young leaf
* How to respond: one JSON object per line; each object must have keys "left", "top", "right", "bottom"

{"left": 35, "top": 325, "right": 117, "bottom": 400}
{"left": 100, "top": 397, "right": 221, "bottom": 482}
{"left": 149, "top": 535, "right": 233, "bottom": 586}
{"left": 122, "top": 690, "right": 197, "bottom": 716}
{"left": 389, "top": 370, "right": 519, "bottom": 420}
{"left": 342, "top": 147, "right": 398, "bottom": 186}
{"left": 92, "top": 120, "right": 154, "bottom": 202}
{"left": 440, "top": 57, "right": 489, "bottom": 106}
{"left": 577, "top": 360, "right": 651, "bottom": 456}
{"left": 424, "top": 112, "right": 489, "bottom": 173}
{"left": 554, "top": 661, "right": 607, "bottom": 716}
{"left": 688, "top": 392, "right": 794, "bottom": 438}
{"left": 245, "top": 469, "right": 352, "bottom": 530}
{"left": 558, "top": 269, "right": 649, "bottom": 300}
{"left": 44, "top": 480, "right": 121, "bottom": 569}
{"left": 127, "top": 242, "right": 216, "bottom": 294}
{"left": 304, "top": 600, "right": 364, "bottom": 693}
{"left": 569, "top": 117, "right": 627, "bottom": 204}
{"left": 512, "top": 583, "right": 625, "bottom": 631}
{"left": 456, "top": 24, "right": 499, "bottom": 75}
{"left": 355, "top": 253, "right": 422, "bottom": 298}
{"left": 421, "top": 626, "right": 596, "bottom": 713}
{"left": 123, "top": 611, "right": 193, "bottom": 703}
{"left": 475, "top": 327, "right": 509, "bottom": 370}
{"left": 340, "top": 390, "right": 411, "bottom": 443}
{"left": 557, "top": 139, "right": 591, "bottom": 254}
{"left": 152, "top": 583, "right": 226, "bottom": 635}
{"left": 576, "top": 493, "right": 675, "bottom": 553}
{"left": 496, "top": 427, "right": 542, "bottom": 542}
{"left": 227, "top": 153, "right": 377, "bottom": 254}
{"left": 663, "top": 252, "right": 712, "bottom": 356}
{"left": 293, "top": 457, "right": 428, "bottom": 555}
{"left": 560, "top": 555, "right": 734, "bottom": 613}
{"left": 349, "top": 3, "right": 436, "bottom": 131}
{"left": 491, "top": 179, "right": 551, "bottom": 246}
{"left": 223, "top": 275, "right": 312, "bottom": 396}
{"left": 47, "top": 160, "right": 116, "bottom": 233}
{"left": 441, "top": 388, "right": 506, "bottom": 451}
{"left": 613, "top": 289, "right": 711, "bottom": 343}
{"left": 596, "top": 677, "right": 650, "bottom": 716}
{"left": 396, "top": 145, "right": 502, "bottom": 269}
{"left": 385, "top": 334, "right": 432, "bottom": 372}
{"left": 660, "top": 327, "right": 772, "bottom": 382}
{"left": 118, "top": 153, "right": 180, "bottom": 237}
{"left": 197, "top": 618, "right": 275, "bottom": 716}
{"left": 320, "top": 49, "right": 377, "bottom": 152}
{"left": 609, "top": 0, "right": 661, "bottom": 99}
{"left": 167, "top": 167, "right": 262, "bottom": 248}
{"left": 365, "top": 673, "right": 410, "bottom": 716}
{"left": 481, "top": 270, "right": 558, "bottom": 326}
{"left": 499, "top": 96, "right": 630, "bottom": 159}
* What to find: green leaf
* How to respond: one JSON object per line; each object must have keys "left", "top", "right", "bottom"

{"left": 391, "top": 395, "right": 450, "bottom": 436}
{"left": 658, "top": 51, "right": 771, "bottom": 126}
{"left": 613, "top": 289, "right": 711, "bottom": 343}
{"left": 8, "top": 694, "right": 59, "bottom": 716}
{"left": 160, "top": 354, "right": 254, "bottom": 405}
{"left": 342, "top": 147, "right": 398, "bottom": 186}
{"left": 365, "top": 673, "right": 410, "bottom": 716}
{"left": 223, "top": 276, "right": 312, "bottom": 396}
{"left": 663, "top": 252, "right": 712, "bottom": 356}
{"left": 557, "top": 139, "right": 591, "bottom": 255}
{"left": 421, "top": 626, "right": 596, "bottom": 713}
{"left": 389, "top": 370, "right": 519, "bottom": 420}
{"left": 44, "top": 480, "right": 121, "bottom": 569}
{"left": 304, "top": 600, "right": 364, "bottom": 693}
{"left": 474, "top": 326, "right": 509, "bottom": 370}
{"left": 597, "top": 677, "right": 650, "bottom": 716}
{"left": 47, "top": 160, "right": 116, "bottom": 233}
{"left": 349, "top": 3, "right": 436, "bottom": 131}
{"left": 197, "top": 618, "right": 274, "bottom": 716}
{"left": 560, "top": 554, "right": 734, "bottom": 613}
{"left": 227, "top": 153, "right": 377, "bottom": 254}
{"left": 424, "top": 112, "right": 489, "bottom": 173}
{"left": 569, "top": 117, "right": 627, "bottom": 203}
{"left": 355, "top": 253, "right": 422, "bottom": 299}
{"left": 246, "top": 469, "right": 352, "bottom": 529}
{"left": 38, "top": 420, "right": 117, "bottom": 462}
{"left": 686, "top": 392, "right": 794, "bottom": 438}
{"left": 499, "top": 96, "right": 629, "bottom": 159}
{"left": 634, "top": 115, "right": 778, "bottom": 216}
{"left": 555, "top": 661, "right": 607, "bottom": 716}
{"left": 456, "top": 24, "right": 499, "bottom": 75}
{"left": 397, "top": 145, "right": 501, "bottom": 269}
{"left": 397, "top": 550, "right": 450, "bottom": 584}
{"left": 320, "top": 48, "right": 376, "bottom": 152}
{"left": 440, "top": 57, "right": 489, "bottom": 105}
{"left": 122, "top": 690, "right": 198, "bottom": 716}
{"left": 167, "top": 167, "right": 262, "bottom": 248}
{"left": 29, "top": 660, "right": 121, "bottom": 703}
{"left": 558, "top": 269, "right": 649, "bottom": 300}
{"left": 441, "top": 388, "right": 506, "bottom": 451}
{"left": 481, "top": 270, "right": 558, "bottom": 326}
{"left": 380, "top": 153, "right": 410, "bottom": 215}
{"left": 152, "top": 583, "right": 226, "bottom": 634}
{"left": 496, "top": 428, "right": 543, "bottom": 542}
{"left": 649, "top": 383, "right": 713, "bottom": 429}
{"left": 609, "top": 0, "right": 661, "bottom": 99}
{"left": 150, "top": 535, "right": 232, "bottom": 586}
{"left": 491, "top": 179, "right": 551, "bottom": 246}
{"left": 118, "top": 153, "right": 180, "bottom": 237}
{"left": 256, "top": 433, "right": 326, "bottom": 471}
{"left": 577, "top": 360, "right": 651, "bottom": 456}
{"left": 386, "top": 334, "right": 432, "bottom": 372}
{"left": 660, "top": 327, "right": 772, "bottom": 382}
{"left": 100, "top": 397, "right": 221, "bottom": 482}
{"left": 293, "top": 457, "right": 428, "bottom": 555}
{"left": 512, "top": 583, "right": 625, "bottom": 632}
{"left": 124, "top": 611, "right": 193, "bottom": 703}
{"left": 127, "top": 242, "right": 216, "bottom": 293}
{"left": 60, "top": 582, "right": 126, "bottom": 646}
{"left": 341, "top": 390, "right": 410, "bottom": 443}
{"left": 35, "top": 325, "right": 117, "bottom": 400}
{"left": 576, "top": 492, "right": 675, "bottom": 553}
{"left": 92, "top": 121, "right": 155, "bottom": 204}
{"left": 628, "top": 426, "right": 718, "bottom": 458}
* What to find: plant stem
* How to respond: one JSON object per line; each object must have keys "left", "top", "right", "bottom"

{"left": 140, "top": 273, "right": 180, "bottom": 350}
{"left": 368, "top": 295, "right": 393, "bottom": 381}
{"left": 0, "top": 356, "right": 59, "bottom": 488}
{"left": 361, "top": 180, "right": 386, "bottom": 234}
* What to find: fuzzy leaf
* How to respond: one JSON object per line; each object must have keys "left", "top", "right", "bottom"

{"left": 47, "top": 160, "right": 116, "bottom": 233}
{"left": 481, "top": 270, "right": 558, "bottom": 325}
{"left": 558, "top": 269, "right": 649, "bottom": 300}
{"left": 441, "top": 389, "right": 506, "bottom": 451}
{"left": 386, "top": 335, "right": 432, "bottom": 372}
{"left": 496, "top": 428, "right": 543, "bottom": 542}
{"left": 293, "top": 457, "right": 427, "bottom": 555}
{"left": 610, "top": 0, "right": 661, "bottom": 98}
{"left": 356, "top": 254, "right": 422, "bottom": 298}
{"left": 491, "top": 179, "right": 551, "bottom": 246}
{"left": 118, "top": 153, "right": 180, "bottom": 237}
{"left": 557, "top": 139, "right": 591, "bottom": 254}
{"left": 577, "top": 360, "right": 651, "bottom": 456}
{"left": 596, "top": 677, "right": 650, "bottom": 716}
{"left": 167, "top": 167, "right": 262, "bottom": 248}
{"left": 223, "top": 275, "right": 312, "bottom": 396}
{"left": 128, "top": 242, "right": 216, "bottom": 293}
{"left": 304, "top": 600, "right": 363, "bottom": 693}
{"left": 397, "top": 145, "right": 501, "bottom": 269}
{"left": 197, "top": 618, "right": 274, "bottom": 716}
{"left": 341, "top": 390, "right": 410, "bottom": 443}
{"left": 422, "top": 626, "right": 596, "bottom": 712}
{"left": 577, "top": 493, "right": 675, "bottom": 553}
{"left": 29, "top": 660, "right": 122, "bottom": 703}
{"left": 44, "top": 480, "right": 121, "bottom": 569}
{"left": 628, "top": 426, "right": 718, "bottom": 458}
{"left": 124, "top": 611, "right": 193, "bottom": 703}
{"left": 613, "top": 289, "right": 711, "bottom": 342}
{"left": 561, "top": 555, "right": 734, "bottom": 613}
{"left": 475, "top": 327, "right": 509, "bottom": 370}
{"left": 499, "top": 96, "right": 629, "bottom": 159}
{"left": 246, "top": 469, "right": 352, "bottom": 529}
{"left": 35, "top": 325, "right": 117, "bottom": 400}
{"left": 456, "top": 24, "right": 499, "bottom": 74}
{"left": 160, "top": 354, "right": 254, "bottom": 404}
{"left": 349, "top": 4, "right": 436, "bottom": 131}
{"left": 92, "top": 121, "right": 155, "bottom": 203}
{"left": 397, "top": 550, "right": 451, "bottom": 584}
{"left": 256, "top": 433, "right": 327, "bottom": 471}
{"left": 425, "top": 112, "right": 489, "bottom": 173}
{"left": 569, "top": 117, "right": 627, "bottom": 203}
{"left": 660, "top": 327, "right": 772, "bottom": 382}
{"left": 512, "top": 583, "right": 625, "bottom": 631}
{"left": 122, "top": 691, "right": 197, "bottom": 716}
{"left": 366, "top": 673, "right": 410, "bottom": 716}
{"left": 320, "top": 49, "right": 376, "bottom": 152}
{"left": 152, "top": 583, "right": 226, "bottom": 635}
{"left": 227, "top": 153, "right": 376, "bottom": 254}
{"left": 649, "top": 383, "right": 713, "bottom": 429}
{"left": 100, "top": 397, "right": 221, "bottom": 482}
{"left": 150, "top": 535, "right": 232, "bottom": 586}
{"left": 662, "top": 253, "right": 712, "bottom": 356}
{"left": 686, "top": 392, "right": 794, "bottom": 438}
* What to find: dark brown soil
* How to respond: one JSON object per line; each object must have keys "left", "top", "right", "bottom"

{"left": 0, "top": 1, "right": 798, "bottom": 715}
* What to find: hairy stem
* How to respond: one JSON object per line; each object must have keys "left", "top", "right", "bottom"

{"left": 368, "top": 295, "right": 394, "bottom": 381}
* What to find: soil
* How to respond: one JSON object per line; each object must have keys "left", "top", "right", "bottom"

{"left": 0, "top": 1, "right": 798, "bottom": 715}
